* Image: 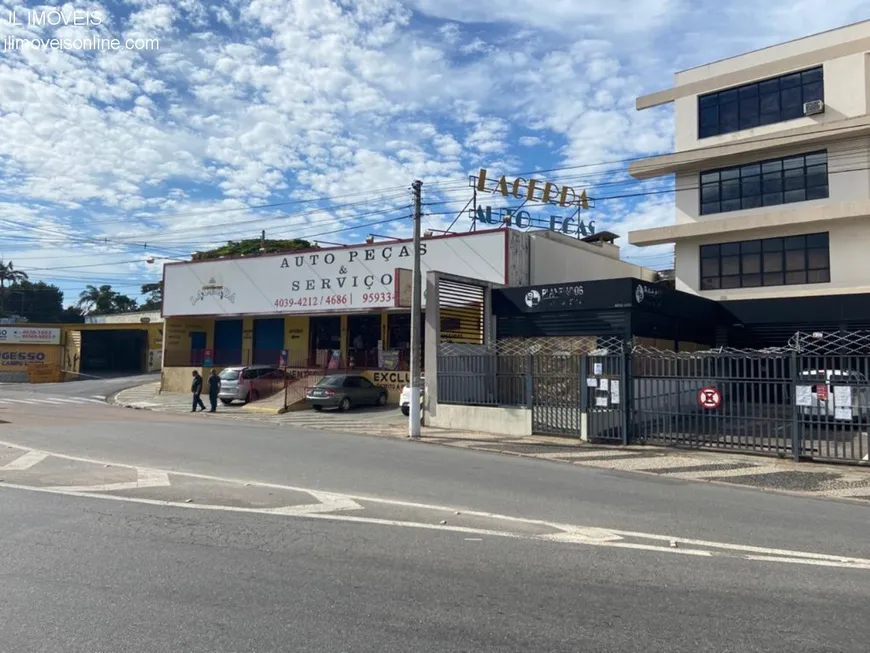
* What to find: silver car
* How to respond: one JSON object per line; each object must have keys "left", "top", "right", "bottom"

{"left": 217, "top": 365, "right": 281, "bottom": 404}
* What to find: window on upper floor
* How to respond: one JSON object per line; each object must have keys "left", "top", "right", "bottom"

{"left": 698, "top": 66, "right": 824, "bottom": 138}
{"left": 699, "top": 232, "right": 830, "bottom": 290}
{"left": 699, "top": 150, "right": 828, "bottom": 216}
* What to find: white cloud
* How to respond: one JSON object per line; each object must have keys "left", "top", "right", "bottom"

{"left": 0, "top": 0, "right": 861, "bottom": 294}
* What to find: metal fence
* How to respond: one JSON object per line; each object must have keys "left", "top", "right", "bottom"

{"left": 437, "top": 331, "right": 870, "bottom": 465}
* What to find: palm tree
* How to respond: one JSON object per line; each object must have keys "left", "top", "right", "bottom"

{"left": 0, "top": 260, "right": 27, "bottom": 289}
{"left": 77, "top": 284, "right": 118, "bottom": 315}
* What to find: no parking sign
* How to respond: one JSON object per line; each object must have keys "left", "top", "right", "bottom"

{"left": 698, "top": 387, "right": 721, "bottom": 409}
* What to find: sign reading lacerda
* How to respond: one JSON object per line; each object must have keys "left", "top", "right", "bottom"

{"left": 0, "top": 327, "right": 61, "bottom": 345}
{"left": 162, "top": 231, "right": 508, "bottom": 317}
{"left": 474, "top": 169, "right": 590, "bottom": 210}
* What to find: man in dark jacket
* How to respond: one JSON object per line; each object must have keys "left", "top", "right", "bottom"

{"left": 191, "top": 370, "right": 206, "bottom": 412}
{"left": 207, "top": 369, "right": 221, "bottom": 413}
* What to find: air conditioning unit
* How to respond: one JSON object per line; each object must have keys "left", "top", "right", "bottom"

{"left": 803, "top": 99, "right": 825, "bottom": 116}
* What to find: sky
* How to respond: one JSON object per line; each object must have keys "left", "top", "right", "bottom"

{"left": 0, "top": 0, "right": 869, "bottom": 307}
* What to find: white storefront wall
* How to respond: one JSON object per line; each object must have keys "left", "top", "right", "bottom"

{"left": 163, "top": 231, "right": 508, "bottom": 317}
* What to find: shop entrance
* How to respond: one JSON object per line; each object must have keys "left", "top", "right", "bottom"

{"left": 310, "top": 316, "right": 341, "bottom": 368}
{"left": 80, "top": 329, "right": 148, "bottom": 375}
{"left": 348, "top": 314, "right": 381, "bottom": 368}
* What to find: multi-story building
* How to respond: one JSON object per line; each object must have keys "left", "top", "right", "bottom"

{"left": 628, "top": 20, "right": 870, "bottom": 343}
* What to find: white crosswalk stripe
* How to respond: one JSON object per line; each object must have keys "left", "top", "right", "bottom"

{"left": 0, "top": 396, "right": 108, "bottom": 406}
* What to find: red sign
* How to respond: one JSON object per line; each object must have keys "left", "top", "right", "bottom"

{"left": 816, "top": 385, "right": 829, "bottom": 401}
{"left": 698, "top": 387, "right": 721, "bottom": 409}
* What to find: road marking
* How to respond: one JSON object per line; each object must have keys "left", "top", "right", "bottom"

{"left": 90, "top": 395, "right": 106, "bottom": 400}
{"left": 0, "top": 438, "right": 867, "bottom": 571}
{"left": 49, "top": 468, "right": 171, "bottom": 493}
{"left": 0, "top": 451, "right": 48, "bottom": 471}
{"left": 265, "top": 491, "right": 363, "bottom": 515}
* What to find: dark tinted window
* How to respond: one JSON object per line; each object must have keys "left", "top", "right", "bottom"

{"left": 700, "top": 151, "right": 827, "bottom": 216}
{"left": 698, "top": 66, "right": 823, "bottom": 138}
{"left": 700, "top": 232, "right": 829, "bottom": 290}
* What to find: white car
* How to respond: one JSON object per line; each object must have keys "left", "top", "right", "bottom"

{"left": 399, "top": 378, "right": 425, "bottom": 416}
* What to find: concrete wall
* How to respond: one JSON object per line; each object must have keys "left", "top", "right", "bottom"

{"left": 530, "top": 233, "right": 658, "bottom": 283}
{"left": 162, "top": 366, "right": 199, "bottom": 393}
{"left": 429, "top": 404, "right": 532, "bottom": 437}
{"left": 675, "top": 217, "right": 870, "bottom": 300}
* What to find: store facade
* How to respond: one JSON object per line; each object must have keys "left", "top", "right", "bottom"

{"left": 160, "top": 228, "right": 658, "bottom": 396}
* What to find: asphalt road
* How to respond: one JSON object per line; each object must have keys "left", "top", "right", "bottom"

{"left": 1, "top": 390, "right": 869, "bottom": 651}
{"left": 7, "top": 372, "right": 160, "bottom": 399}
{"left": 2, "top": 487, "right": 869, "bottom": 653}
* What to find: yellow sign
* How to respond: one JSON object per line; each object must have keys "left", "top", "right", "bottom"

{"left": 476, "top": 168, "right": 589, "bottom": 210}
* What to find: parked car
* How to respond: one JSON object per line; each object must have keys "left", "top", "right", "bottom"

{"left": 305, "top": 374, "right": 388, "bottom": 411}
{"left": 399, "top": 377, "right": 425, "bottom": 417}
{"left": 218, "top": 365, "right": 282, "bottom": 404}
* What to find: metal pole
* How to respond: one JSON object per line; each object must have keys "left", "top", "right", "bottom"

{"left": 409, "top": 179, "right": 423, "bottom": 438}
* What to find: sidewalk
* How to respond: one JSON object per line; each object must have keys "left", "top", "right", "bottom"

{"left": 110, "top": 382, "right": 870, "bottom": 502}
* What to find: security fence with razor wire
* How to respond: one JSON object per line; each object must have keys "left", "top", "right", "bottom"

{"left": 436, "top": 331, "right": 870, "bottom": 465}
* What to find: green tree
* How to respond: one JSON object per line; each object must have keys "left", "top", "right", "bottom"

{"left": 0, "top": 279, "right": 83, "bottom": 323}
{"left": 77, "top": 284, "right": 140, "bottom": 315}
{"left": 140, "top": 281, "right": 162, "bottom": 311}
{"left": 0, "top": 260, "right": 28, "bottom": 289}
{"left": 191, "top": 238, "right": 313, "bottom": 261}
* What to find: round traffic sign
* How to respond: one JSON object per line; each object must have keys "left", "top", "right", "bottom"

{"left": 698, "top": 387, "right": 721, "bottom": 409}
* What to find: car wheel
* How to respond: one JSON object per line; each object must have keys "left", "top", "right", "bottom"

{"left": 401, "top": 406, "right": 409, "bottom": 416}
{"left": 244, "top": 390, "right": 259, "bottom": 404}
{"left": 220, "top": 399, "right": 232, "bottom": 405}
{"left": 338, "top": 397, "right": 351, "bottom": 412}
{"left": 313, "top": 405, "right": 323, "bottom": 412}
{"left": 377, "top": 393, "right": 387, "bottom": 406}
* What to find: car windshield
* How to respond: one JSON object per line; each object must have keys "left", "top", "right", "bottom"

{"left": 219, "top": 369, "right": 241, "bottom": 380}
{"left": 317, "top": 376, "right": 345, "bottom": 387}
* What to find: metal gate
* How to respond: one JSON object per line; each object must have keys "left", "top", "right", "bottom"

{"left": 530, "top": 350, "right": 628, "bottom": 442}
{"left": 531, "top": 354, "right": 583, "bottom": 437}
{"left": 631, "top": 349, "right": 794, "bottom": 456}
{"left": 585, "top": 351, "right": 628, "bottom": 444}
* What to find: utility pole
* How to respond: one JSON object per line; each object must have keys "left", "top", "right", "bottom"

{"left": 409, "top": 179, "right": 423, "bottom": 438}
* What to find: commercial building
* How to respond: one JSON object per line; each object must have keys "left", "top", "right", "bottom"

{"left": 160, "top": 228, "right": 657, "bottom": 398}
{"left": 0, "top": 314, "right": 163, "bottom": 383}
{"left": 628, "top": 20, "right": 870, "bottom": 344}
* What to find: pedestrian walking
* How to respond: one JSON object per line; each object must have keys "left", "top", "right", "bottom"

{"left": 207, "top": 369, "right": 221, "bottom": 413}
{"left": 191, "top": 370, "right": 206, "bottom": 412}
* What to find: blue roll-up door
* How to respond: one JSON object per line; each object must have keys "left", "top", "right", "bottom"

{"left": 214, "top": 319, "right": 243, "bottom": 366}
{"left": 253, "top": 317, "right": 284, "bottom": 365}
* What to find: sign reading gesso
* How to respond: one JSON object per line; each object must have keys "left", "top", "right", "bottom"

{"left": 0, "top": 327, "right": 61, "bottom": 345}
{"left": 163, "top": 231, "right": 508, "bottom": 317}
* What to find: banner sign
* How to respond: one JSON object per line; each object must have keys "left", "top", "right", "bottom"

{"left": 163, "top": 231, "right": 507, "bottom": 317}
{"left": 0, "top": 327, "right": 60, "bottom": 345}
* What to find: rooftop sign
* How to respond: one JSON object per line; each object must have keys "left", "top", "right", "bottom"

{"left": 474, "top": 168, "right": 590, "bottom": 210}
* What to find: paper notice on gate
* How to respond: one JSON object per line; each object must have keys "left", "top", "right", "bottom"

{"left": 587, "top": 377, "right": 598, "bottom": 387}
{"left": 598, "top": 378, "right": 609, "bottom": 391}
{"left": 795, "top": 385, "right": 813, "bottom": 407}
{"left": 593, "top": 363, "right": 603, "bottom": 376}
{"left": 610, "top": 380, "right": 620, "bottom": 405}
{"left": 596, "top": 396, "right": 609, "bottom": 407}
{"left": 834, "top": 385, "right": 853, "bottom": 408}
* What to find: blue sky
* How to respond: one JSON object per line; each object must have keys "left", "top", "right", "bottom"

{"left": 1, "top": 0, "right": 869, "bottom": 306}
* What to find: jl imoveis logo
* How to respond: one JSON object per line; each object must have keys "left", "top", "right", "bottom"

{"left": 190, "top": 278, "right": 236, "bottom": 305}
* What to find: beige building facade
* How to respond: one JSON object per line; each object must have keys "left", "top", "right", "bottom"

{"left": 628, "top": 20, "right": 870, "bottom": 304}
